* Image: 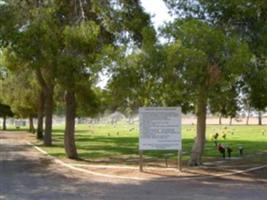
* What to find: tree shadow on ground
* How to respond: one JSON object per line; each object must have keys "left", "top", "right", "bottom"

{"left": 1, "top": 142, "right": 267, "bottom": 200}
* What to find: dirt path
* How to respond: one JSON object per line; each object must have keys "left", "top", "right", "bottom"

{"left": 0, "top": 132, "right": 267, "bottom": 200}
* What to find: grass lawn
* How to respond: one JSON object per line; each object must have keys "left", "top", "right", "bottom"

{"left": 29, "top": 123, "right": 267, "bottom": 165}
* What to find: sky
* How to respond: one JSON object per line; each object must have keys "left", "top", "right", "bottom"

{"left": 140, "top": 0, "right": 173, "bottom": 29}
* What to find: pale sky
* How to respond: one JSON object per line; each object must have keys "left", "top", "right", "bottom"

{"left": 140, "top": 0, "right": 173, "bottom": 29}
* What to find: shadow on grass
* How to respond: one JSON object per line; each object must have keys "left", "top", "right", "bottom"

{"left": 3, "top": 128, "right": 29, "bottom": 132}
{"left": 52, "top": 129, "right": 90, "bottom": 134}
{"left": 44, "top": 134, "right": 267, "bottom": 165}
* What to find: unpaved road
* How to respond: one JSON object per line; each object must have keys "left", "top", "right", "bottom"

{"left": 0, "top": 132, "right": 267, "bottom": 200}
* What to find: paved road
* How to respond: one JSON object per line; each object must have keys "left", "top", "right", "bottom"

{"left": 0, "top": 132, "right": 267, "bottom": 200}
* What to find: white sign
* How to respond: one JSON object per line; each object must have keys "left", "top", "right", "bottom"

{"left": 139, "top": 107, "right": 182, "bottom": 150}
{"left": 15, "top": 120, "right": 26, "bottom": 128}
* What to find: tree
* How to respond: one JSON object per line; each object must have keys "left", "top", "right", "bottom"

{"left": 107, "top": 51, "right": 160, "bottom": 116}
{"left": 1, "top": 0, "right": 153, "bottom": 158}
{"left": 36, "top": 89, "right": 45, "bottom": 139}
{"left": 200, "top": 0, "right": 267, "bottom": 126}
{"left": 1, "top": 46, "right": 37, "bottom": 133}
{"left": 0, "top": 103, "right": 13, "bottom": 130}
{"left": 52, "top": 0, "right": 154, "bottom": 159}
{"left": 243, "top": 66, "right": 267, "bottom": 125}
{"left": 0, "top": 68, "right": 38, "bottom": 133}
{"left": 0, "top": 0, "right": 59, "bottom": 144}
{"left": 161, "top": 19, "right": 251, "bottom": 165}
{"left": 164, "top": 0, "right": 267, "bottom": 125}
{"left": 107, "top": 25, "right": 164, "bottom": 117}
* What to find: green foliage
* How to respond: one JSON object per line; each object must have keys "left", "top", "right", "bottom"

{"left": 64, "top": 21, "right": 99, "bottom": 49}
{"left": 209, "top": 85, "right": 240, "bottom": 118}
{"left": 0, "top": 1, "right": 20, "bottom": 46}
{"left": 161, "top": 19, "right": 251, "bottom": 113}
{"left": 76, "top": 85, "right": 102, "bottom": 117}
{"left": 0, "top": 68, "right": 38, "bottom": 118}
{"left": 0, "top": 103, "right": 13, "bottom": 117}
{"left": 0, "top": 0, "right": 152, "bottom": 119}
{"left": 0, "top": 43, "right": 39, "bottom": 119}
{"left": 245, "top": 65, "right": 267, "bottom": 111}
{"left": 163, "top": 0, "right": 267, "bottom": 113}
{"left": 107, "top": 47, "right": 164, "bottom": 116}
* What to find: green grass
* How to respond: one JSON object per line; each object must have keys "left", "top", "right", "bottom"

{"left": 35, "top": 123, "right": 267, "bottom": 164}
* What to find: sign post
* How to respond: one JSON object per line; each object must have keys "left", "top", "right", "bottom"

{"left": 139, "top": 150, "right": 143, "bottom": 172}
{"left": 177, "top": 150, "right": 182, "bottom": 171}
{"left": 139, "top": 107, "right": 182, "bottom": 172}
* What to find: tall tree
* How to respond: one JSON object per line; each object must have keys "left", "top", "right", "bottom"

{"left": 164, "top": 0, "right": 267, "bottom": 125}
{"left": 52, "top": 0, "right": 154, "bottom": 158}
{"left": 161, "top": 19, "right": 251, "bottom": 165}
{"left": 0, "top": 0, "right": 58, "bottom": 144}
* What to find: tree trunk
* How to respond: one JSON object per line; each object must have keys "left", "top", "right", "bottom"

{"left": 37, "top": 91, "right": 45, "bottom": 140}
{"left": 219, "top": 114, "right": 222, "bottom": 125}
{"left": 258, "top": 111, "right": 262, "bottom": 125}
{"left": 35, "top": 69, "right": 54, "bottom": 146}
{"left": 29, "top": 117, "right": 35, "bottom": 133}
{"left": 43, "top": 85, "right": 53, "bottom": 146}
{"left": 229, "top": 117, "right": 232, "bottom": 126}
{"left": 3, "top": 116, "right": 6, "bottom": 130}
{"left": 246, "top": 107, "right": 250, "bottom": 125}
{"left": 189, "top": 90, "right": 207, "bottom": 166}
{"left": 64, "top": 89, "right": 78, "bottom": 159}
